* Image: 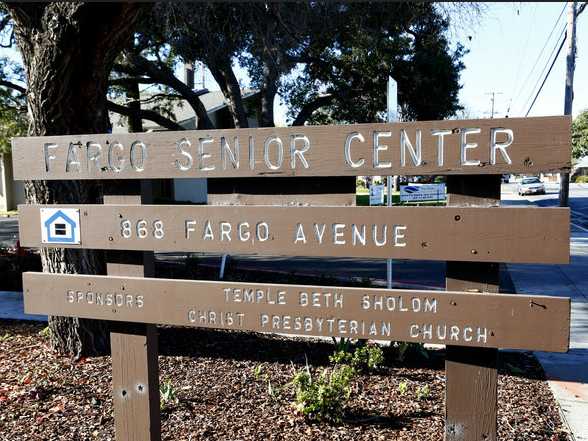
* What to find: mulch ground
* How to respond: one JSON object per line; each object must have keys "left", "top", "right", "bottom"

{"left": 0, "top": 320, "right": 570, "bottom": 441}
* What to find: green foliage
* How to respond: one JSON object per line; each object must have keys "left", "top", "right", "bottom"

{"left": 291, "top": 363, "right": 355, "bottom": 423}
{"left": 572, "top": 110, "right": 588, "bottom": 160}
{"left": 397, "top": 381, "right": 408, "bottom": 396}
{"left": 38, "top": 326, "right": 52, "bottom": 339}
{"left": 252, "top": 364, "right": 263, "bottom": 380}
{"left": 159, "top": 379, "right": 178, "bottom": 410}
{"left": 574, "top": 176, "right": 588, "bottom": 183}
{"left": 329, "top": 341, "right": 384, "bottom": 372}
{"left": 416, "top": 385, "right": 430, "bottom": 401}
{"left": 283, "top": 2, "right": 465, "bottom": 125}
{"left": 0, "top": 56, "right": 28, "bottom": 154}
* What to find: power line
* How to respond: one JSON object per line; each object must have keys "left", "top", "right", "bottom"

{"left": 508, "top": 3, "right": 539, "bottom": 110}
{"left": 519, "top": 23, "right": 566, "bottom": 115}
{"left": 508, "top": 4, "right": 566, "bottom": 116}
{"left": 525, "top": 29, "right": 566, "bottom": 116}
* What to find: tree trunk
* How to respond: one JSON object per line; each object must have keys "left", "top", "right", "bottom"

{"left": 209, "top": 60, "right": 249, "bottom": 128}
{"left": 7, "top": 2, "right": 145, "bottom": 357}
{"left": 260, "top": 62, "right": 278, "bottom": 128}
{"left": 126, "top": 80, "right": 144, "bottom": 133}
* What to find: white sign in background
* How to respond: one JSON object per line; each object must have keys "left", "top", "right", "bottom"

{"left": 40, "top": 208, "right": 81, "bottom": 244}
{"left": 400, "top": 183, "right": 446, "bottom": 202}
{"left": 369, "top": 184, "right": 385, "bottom": 205}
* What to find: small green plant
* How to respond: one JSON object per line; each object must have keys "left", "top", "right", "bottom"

{"left": 329, "top": 349, "right": 353, "bottom": 365}
{"left": 416, "top": 385, "right": 430, "bottom": 401}
{"left": 291, "top": 363, "right": 355, "bottom": 423}
{"left": 351, "top": 344, "right": 384, "bottom": 372}
{"left": 397, "top": 381, "right": 409, "bottom": 396}
{"left": 329, "top": 342, "right": 384, "bottom": 373}
{"left": 159, "top": 380, "right": 178, "bottom": 410}
{"left": 38, "top": 326, "right": 51, "bottom": 339}
{"left": 252, "top": 364, "right": 263, "bottom": 380}
{"left": 574, "top": 175, "right": 588, "bottom": 183}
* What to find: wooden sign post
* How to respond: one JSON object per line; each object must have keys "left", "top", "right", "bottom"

{"left": 104, "top": 182, "right": 161, "bottom": 441}
{"left": 12, "top": 116, "right": 572, "bottom": 440}
{"left": 445, "top": 175, "right": 501, "bottom": 441}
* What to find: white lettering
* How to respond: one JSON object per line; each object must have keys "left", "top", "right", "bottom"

{"left": 460, "top": 128, "right": 481, "bottom": 166}
{"left": 490, "top": 128, "right": 513, "bottom": 165}
{"left": 400, "top": 129, "right": 422, "bottom": 166}
{"left": 344, "top": 132, "right": 365, "bottom": 168}
{"left": 373, "top": 131, "right": 392, "bottom": 169}
{"left": 290, "top": 134, "right": 310, "bottom": 169}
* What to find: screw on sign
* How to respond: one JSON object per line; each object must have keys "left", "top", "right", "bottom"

{"left": 12, "top": 116, "right": 572, "bottom": 441}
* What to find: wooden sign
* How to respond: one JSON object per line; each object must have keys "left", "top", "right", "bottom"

{"left": 22, "top": 272, "right": 570, "bottom": 352}
{"left": 18, "top": 204, "right": 570, "bottom": 264}
{"left": 11, "top": 116, "right": 570, "bottom": 180}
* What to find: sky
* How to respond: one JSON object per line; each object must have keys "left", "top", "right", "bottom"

{"left": 454, "top": 2, "right": 588, "bottom": 119}
{"left": 2, "top": 2, "right": 587, "bottom": 124}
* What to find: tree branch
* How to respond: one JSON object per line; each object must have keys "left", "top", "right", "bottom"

{"left": 291, "top": 94, "right": 334, "bottom": 126}
{"left": 123, "top": 53, "right": 215, "bottom": 129}
{"left": 0, "top": 79, "right": 26, "bottom": 94}
{"left": 107, "top": 100, "right": 184, "bottom": 131}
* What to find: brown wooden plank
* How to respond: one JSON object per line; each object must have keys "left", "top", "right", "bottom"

{"left": 18, "top": 204, "right": 570, "bottom": 264}
{"left": 105, "top": 183, "right": 161, "bottom": 441}
{"left": 22, "top": 272, "right": 570, "bottom": 352}
{"left": 11, "top": 116, "right": 571, "bottom": 180}
{"left": 445, "top": 175, "right": 500, "bottom": 441}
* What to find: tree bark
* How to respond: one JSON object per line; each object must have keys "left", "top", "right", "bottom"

{"left": 126, "top": 80, "right": 143, "bottom": 133}
{"left": 260, "top": 62, "right": 278, "bottom": 128}
{"left": 208, "top": 59, "right": 249, "bottom": 128}
{"left": 7, "top": 2, "right": 145, "bottom": 357}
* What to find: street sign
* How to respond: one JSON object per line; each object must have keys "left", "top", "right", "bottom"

{"left": 400, "top": 183, "right": 446, "bottom": 202}
{"left": 11, "top": 116, "right": 571, "bottom": 180}
{"left": 14, "top": 114, "right": 572, "bottom": 441}
{"left": 369, "top": 184, "right": 385, "bottom": 205}
{"left": 18, "top": 204, "right": 570, "bottom": 264}
{"left": 23, "top": 272, "right": 570, "bottom": 352}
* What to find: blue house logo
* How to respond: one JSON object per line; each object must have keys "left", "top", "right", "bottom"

{"left": 41, "top": 209, "right": 80, "bottom": 244}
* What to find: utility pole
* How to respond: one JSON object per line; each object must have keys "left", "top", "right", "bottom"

{"left": 560, "top": 1, "right": 577, "bottom": 207}
{"left": 485, "top": 91, "right": 503, "bottom": 118}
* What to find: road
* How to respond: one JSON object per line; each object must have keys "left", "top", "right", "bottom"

{"left": 502, "top": 182, "right": 588, "bottom": 232}
{"left": 0, "top": 218, "right": 18, "bottom": 248}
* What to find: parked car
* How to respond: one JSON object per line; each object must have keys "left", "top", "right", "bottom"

{"left": 517, "top": 177, "right": 545, "bottom": 195}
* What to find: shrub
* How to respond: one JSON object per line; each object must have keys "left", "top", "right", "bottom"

{"left": 291, "top": 364, "right": 355, "bottom": 423}
{"left": 350, "top": 344, "right": 384, "bottom": 372}
{"left": 574, "top": 175, "right": 588, "bottom": 183}
{"left": 329, "top": 342, "right": 384, "bottom": 372}
{"left": 160, "top": 380, "right": 178, "bottom": 410}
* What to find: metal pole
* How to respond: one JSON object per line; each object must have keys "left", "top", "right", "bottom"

{"left": 387, "top": 77, "right": 397, "bottom": 289}
{"left": 560, "top": 1, "right": 577, "bottom": 207}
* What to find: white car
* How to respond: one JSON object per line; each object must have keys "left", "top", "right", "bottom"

{"left": 517, "top": 177, "right": 545, "bottom": 196}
